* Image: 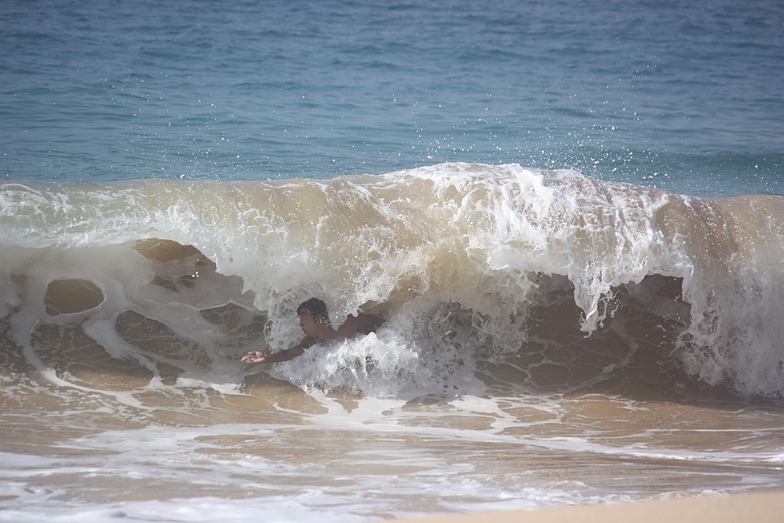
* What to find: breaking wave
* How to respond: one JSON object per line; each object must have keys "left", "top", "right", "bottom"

{"left": 2, "top": 163, "right": 783, "bottom": 398}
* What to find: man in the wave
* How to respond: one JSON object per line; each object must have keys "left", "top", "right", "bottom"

{"left": 241, "top": 297, "right": 384, "bottom": 364}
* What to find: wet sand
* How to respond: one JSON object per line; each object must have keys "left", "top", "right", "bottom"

{"left": 394, "top": 491, "right": 784, "bottom": 523}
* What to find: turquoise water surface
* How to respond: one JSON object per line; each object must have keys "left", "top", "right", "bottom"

{"left": 2, "top": 0, "right": 782, "bottom": 195}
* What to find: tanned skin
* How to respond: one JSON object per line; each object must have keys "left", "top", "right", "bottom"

{"left": 241, "top": 300, "right": 384, "bottom": 364}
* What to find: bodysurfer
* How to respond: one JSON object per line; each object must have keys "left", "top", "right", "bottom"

{"left": 241, "top": 297, "right": 384, "bottom": 364}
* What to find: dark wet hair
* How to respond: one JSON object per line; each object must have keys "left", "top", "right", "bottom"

{"left": 297, "top": 298, "right": 329, "bottom": 321}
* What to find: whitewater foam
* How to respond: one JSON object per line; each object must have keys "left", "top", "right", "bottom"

{"left": 2, "top": 163, "right": 784, "bottom": 397}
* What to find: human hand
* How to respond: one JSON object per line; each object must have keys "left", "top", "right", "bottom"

{"left": 241, "top": 351, "right": 269, "bottom": 364}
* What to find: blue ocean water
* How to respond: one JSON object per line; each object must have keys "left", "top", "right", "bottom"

{"left": 1, "top": 0, "right": 782, "bottom": 196}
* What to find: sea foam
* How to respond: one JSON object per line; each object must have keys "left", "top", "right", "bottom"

{"left": 1, "top": 163, "right": 783, "bottom": 397}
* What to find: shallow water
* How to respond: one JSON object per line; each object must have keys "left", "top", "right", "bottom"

{"left": 3, "top": 165, "right": 784, "bottom": 521}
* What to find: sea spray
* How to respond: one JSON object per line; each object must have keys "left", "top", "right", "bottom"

{"left": 2, "top": 163, "right": 783, "bottom": 397}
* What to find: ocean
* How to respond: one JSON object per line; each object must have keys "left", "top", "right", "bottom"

{"left": 1, "top": 0, "right": 783, "bottom": 521}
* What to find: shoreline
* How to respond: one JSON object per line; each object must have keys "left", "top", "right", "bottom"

{"left": 393, "top": 490, "right": 784, "bottom": 523}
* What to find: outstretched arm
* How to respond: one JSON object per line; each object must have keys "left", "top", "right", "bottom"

{"left": 241, "top": 337, "right": 316, "bottom": 364}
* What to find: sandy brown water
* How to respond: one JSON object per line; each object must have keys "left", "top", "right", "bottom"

{"left": 3, "top": 279, "right": 784, "bottom": 519}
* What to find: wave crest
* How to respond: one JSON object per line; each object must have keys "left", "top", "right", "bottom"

{"left": 2, "top": 163, "right": 783, "bottom": 397}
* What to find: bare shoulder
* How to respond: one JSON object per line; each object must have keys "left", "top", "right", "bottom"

{"left": 338, "top": 312, "right": 384, "bottom": 337}
{"left": 351, "top": 312, "right": 385, "bottom": 334}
